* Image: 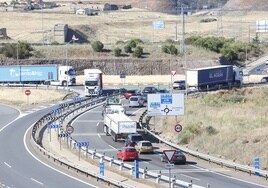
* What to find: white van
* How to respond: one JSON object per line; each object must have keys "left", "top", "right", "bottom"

{"left": 129, "top": 96, "right": 144, "bottom": 107}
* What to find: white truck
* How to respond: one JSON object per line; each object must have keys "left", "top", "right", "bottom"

{"left": 103, "top": 99, "right": 137, "bottom": 142}
{"left": 84, "top": 69, "right": 103, "bottom": 96}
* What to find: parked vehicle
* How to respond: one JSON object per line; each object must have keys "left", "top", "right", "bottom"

{"left": 117, "top": 147, "right": 139, "bottom": 161}
{"left": 142, "top": 86, "right": 158, "bottom": 95}
{"left": 261, "top": 76, "right": 268, "bottom": 83}
{"left": 160, "top": 150, "right": 186, "bottom": 164}
{"left": 135, "top": 140, "right": 153, "bottom": 154}
{"left": 158, "top": 89, "right": 170, "bottom": 93}
{"left": 186, "top": 65, "right": 243, "bottom": 91}
{"left": 129, "top": 96, "right": 144, "bottom": 107}
{"left": 123, "top": 89, "right": 139, "bottom": 99}
{"left": 103, "top": 100, "right": 137, "bottom": 142}
{"left": 125, "top": 133, "right": 144, "bottom": 146}
{"left": 0, "top": 64, "right": 76, "bottom": 86}
{"left": 84, "top": 69, "right": 102, "bottom": 96}
{"left": 172, "top": 80, "right": 185, "bottom": 90}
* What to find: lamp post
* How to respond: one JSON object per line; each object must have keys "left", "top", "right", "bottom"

{"left": 166, "top": 47, "right": 173, "bottom": 93}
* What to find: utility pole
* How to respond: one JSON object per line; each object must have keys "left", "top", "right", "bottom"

{"left": 180, "top": 6, "right": 185, "bottom": 54}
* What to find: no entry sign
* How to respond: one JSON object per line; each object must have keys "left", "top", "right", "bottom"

{"left": 25, "top": 89, "right": 31, "bottom": 96}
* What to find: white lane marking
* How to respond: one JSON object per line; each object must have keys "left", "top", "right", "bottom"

{"left": 31, "top": 178, "right": 44, "bottom": 185}
{"left": 180, "top": 174, "right": 200, "bottom": 181}
{"left": 98, "top": 133, "right": 101, "bottom": 138}
{"left": 72, "top": 133, "right": 105, "bottom": 136}
{"left": 24, "top": 124, "right": 99, "bottom": 188}
{"left": 108, "top": 145, "right": 116, "bottom": 150}
{"left": 189, "top": 164, "right": 268, "bottom": 188}
{"left": 74, "top": 120, "right": 103, "bottom": 123}
{"left": 96, "top": 121, "right": 100, "bottom": 126}
{"left": 4, "top": 162, "right": 11, "bottom": 168}
{"left": 0, "top": 116, "right": 22, "bottom": 133}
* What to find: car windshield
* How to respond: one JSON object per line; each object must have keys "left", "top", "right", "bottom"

{"left": 132, "top": 135, "right": 143, "bottom": 141}
{"left": 85, "top": 80, "right": 98, "bottom": 86}
{"left": 68, "top": 68, "right": 76, "bottom": 76}
{"left": 125, "top": 148, "right": 136, "bottom": 152}
{"left": 130, "top": 97, "right": 138, "bottom": 101}
{"left": 175, "top": 150, "right": 184, "bottom": 155}
{"left": 127, "top": 90, "right": 136, "bottom": 93}
{"left": 142, "top": 142, "right": 152, "bottom": 146}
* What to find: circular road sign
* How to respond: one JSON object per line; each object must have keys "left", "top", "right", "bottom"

{"left": 66, "top": 125, "right": 74, "bottom": 134}
{"left": 25, "top": 89, "right": 31, "bottom": 96}
{"left": 175, "top": 124, "right": 182, "bottom": 133}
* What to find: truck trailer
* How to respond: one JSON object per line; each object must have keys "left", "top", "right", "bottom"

{"left": 84, "top": 69, "right": 103, "bottom": 96}
{"left": 0, "top": 64, "right": 76, "bottom": 86}
{"left": 186, "top": 65, "right": 243, "bottom": 91}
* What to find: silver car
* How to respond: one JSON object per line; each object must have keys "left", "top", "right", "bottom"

{"left": 173, "top": 80, "right": 185, "bottom": 90}
{"left": 129, "top": 96, "right": 144, "bottom": 107}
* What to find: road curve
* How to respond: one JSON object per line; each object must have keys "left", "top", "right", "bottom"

{"left": 0, "top": 103, "right": 100, "bottom": 188}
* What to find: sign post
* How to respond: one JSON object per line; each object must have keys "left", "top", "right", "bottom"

{"left": 25, "top": 89, "right": 31, "bottom": 105}
{"left": 134, "top": 160, "right": 139, "bottom": 179}
{"left": 100, "top": 157, "right": 104, "bottom": 177}
{"left": 254, "top": 157, "right": 260, "bottom": 176}
{"left": 163, "top": 150, "right": 176, "bottom": 188}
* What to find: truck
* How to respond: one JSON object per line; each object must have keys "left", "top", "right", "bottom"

{"left": 84, "top": 69, "right": 103, "bottom": 96}
{"left": 186, "top": 65, "right": 243, "bottom": 91}
{"left": 0, "top": 64, "right": 76, "bottom": 86}
{"left": 102, "top": 97, "right": 137, "bottom": 142}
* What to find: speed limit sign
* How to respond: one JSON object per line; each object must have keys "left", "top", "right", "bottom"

{"left": 175, "top": 124, "right": 182, "bottom": 133}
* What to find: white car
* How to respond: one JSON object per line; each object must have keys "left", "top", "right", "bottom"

{"left": 129, "top": 96, "right": 144, "bottom": 107}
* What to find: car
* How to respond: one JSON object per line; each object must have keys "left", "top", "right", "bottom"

{"left": 129, "top": 96, "right": 144, "bottom": 107}
{"left": 117, "top": 147, "right": 139, "bottom": 161}
{"left": 125, "top": 133, "right": 144, "bottom": 146}
{"left": 260, "top": 76, "right": 268, "bottom": 83}
{"left": 142, "top": 86, "right": 159, "bottom": 95}
{"left": 173, "top": 80, "right": 186, "bottom": 90}
{"left": 160, "top": 150, "right": 186, "bottom": 164}
{"left": 135, "top": 140, "right": 154, "bottom": 154}
{"left": 158, "top": 89, "right": 169, "bottom": 93}
{"left": 123, "top": 89, "right": 139, "bottom": 99}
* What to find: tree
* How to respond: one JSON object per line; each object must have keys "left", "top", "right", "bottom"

{"left": 133, "top": 46, "right": 143, "bottom": 58}
{"left": 114, "top": 47, "right": 122, "bottom": 57}
{"left": 124, "top": 44, "right": 132, "bottom": 53}
{"left": 1, "top": 41, "right": 33, "bottom": 59}
{"left": 91, "top": 41, "right": 104, "bottom": 52}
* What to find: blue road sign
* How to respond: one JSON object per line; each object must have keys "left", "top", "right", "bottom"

{"left": 73, "top": 97, "right": 82, "bottom": 101}
{"left": 161, "top": 94, "right": 172, "bottom": 104}
{"left": 47, "top": 124, "right": 60, "bottom": 129}
{"left": 150, "top": 102, "right": 160, "bottom": 108}
{"left": 254, "top": 157, "right": 260, "bottom": 176}
{"left": 77, "top": 142, "right": 89, "bottom": 147}
{"left": 50, "top": 109, "right": 61, "bottom": 114}
{"left": 153, "top": 21, "right": 165, "bottom": 29}
{"left": 100, "top": 162, "right": 104, "bottom": 176}
{"left": 134, "top": 160, "right": 139, "bottom": 179}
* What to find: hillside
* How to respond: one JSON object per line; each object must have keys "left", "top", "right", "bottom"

{"left": 223, "top": 0, "right": 268, "bottom": 10}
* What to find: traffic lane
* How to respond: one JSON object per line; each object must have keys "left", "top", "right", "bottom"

{"left": 0, "top": 104, "right": 20, "bottom": 128}
{"left": 0, "top": 106, "right": 97, "bottom": 188}
{"left": 248, "top": 64, "right": 268, "bottom": 75}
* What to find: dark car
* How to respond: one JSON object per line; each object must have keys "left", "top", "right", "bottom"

{"left": 158, "top": 89, "right": 169, "bottom": 93}
{"left": 173, "top": 80, "right": 185, "bottom": 90}
{"left": 142, "top": 86, "right": 158, "bottom": 95}
{"left": 125, "top": 133, "right": 144, "bottom": 146}
{"left": 261, "top": 76, "right": 268, "bottom": 83}
{"left": 123, "top": 89, "right": 139, "bottom": 99}
{"left": 160, "top": 150, "right": 186, "bottom": 164}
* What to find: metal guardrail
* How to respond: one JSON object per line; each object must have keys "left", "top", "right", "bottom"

{"left": 138, "top": 110, "right": 268, "bottom": 180}
{"left": 31, "top": 95, "right": 205, "bottom": 188}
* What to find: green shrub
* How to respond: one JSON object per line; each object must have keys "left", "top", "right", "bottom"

{"left": 205, "top": 126, "right": 218, "bottom": 135}
{"left": 133, "top": 46, "right": 143, "bottom": 58}
{"left": 162, "top": 45, "right": 178, "bottom": 55}
{"left": 128, "top": 40, "right": 137, "bottom": 48}
{"left": 91, "top": 41, "right": 104, "bottom": 52}
{"left": 1, "top": 41, "right": 33, "bottom": 59}
{"left": 114, "top": 47, "right": 122, "bottom": 57}
{"left": 200, "top": 18, "right": 217, "bottom": 23}
{"left": 124, "top": 44, "right": 132, "bottom": 53}
{"left": 116, "top": 40, "right": 125, "bottom": 45}
{"left": 51, "top": 41, "right": 60, "bottom": 45}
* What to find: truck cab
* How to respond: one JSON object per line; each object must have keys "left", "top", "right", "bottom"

{"left": 84, "top": 69, "right": 103, "bottom": 96}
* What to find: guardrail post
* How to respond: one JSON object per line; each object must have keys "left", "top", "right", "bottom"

{"left": 143, "top": 167, "right": 147, "bottom": 179}
{"left": 119, "top": 162, "right": 123, "bottom": 171}
{"left": 188, "top": 180, "right": 192, "bottom": 188}
{"left": 92, "top": 149, "right": 96, "bottom": 159}
{"left": 171, "top": 178, "right": 175, "bottom": 188}
{"left": 110, "top": 156, "right": 114, "bottom": 167}
{"left": 155, "top": 174, "right": 161, "bottom": 184}
{"left": 207, "top": 183, "right": 210, "bottom": 188}
{"left": 130, "top": 167, "right": 134, "bottom": 175}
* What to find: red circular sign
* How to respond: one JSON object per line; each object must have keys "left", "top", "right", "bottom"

{"left": 25, "top": 89, "right": 31, "bottom": 96}
{"left": 175, "top": 124, "right": 182, "bottom": 133}
{"left": 66, "top": 125, "right": 74, "bottom": 134}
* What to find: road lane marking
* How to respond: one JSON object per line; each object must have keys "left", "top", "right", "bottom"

{"left": 108, "top": 145, "right": 116, "bottom": 149}
{"left": 30, "top": 178, "right": 44, "bottom": 185}
{"left": 97, "top": 121, "right": 100, "bottom": 126}
{"left": 98, "top": 133, "right": 101, "bottom": 138}
{"left": 180, "top": 174, "right": 200, "bottom": 181}
{"left": 74, "top": 120, "right": 103, "bottom": 123}
{"left": 4, "top": 162, "right": 11, "bottom": 168}
{"left": 72, "top": 133, "right": 105, "bottom": 136}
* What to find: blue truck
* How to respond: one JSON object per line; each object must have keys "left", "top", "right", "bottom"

{"left": 0, "top": 64, "right": 76, "bottom": 86}
{"left": 186, "top": 65, "right": 243, "bottom": 91}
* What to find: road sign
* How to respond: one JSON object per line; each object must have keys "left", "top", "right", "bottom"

{"left": 171, "top": 70, "right": 176, "bottom": 76}
{"left": 153, "top": 20, "right": 165, "bottom": 29}
{"left": 58, "top": 133, "right": 69, "bottom": 137}
{"left": 175, "top": 124, "right": 182, "bottom": 132}
{"left": 66, "top": 125, "right": 74, "bottom": 134}
{"left": 165, "top": 163, "right": 175, "bottom": 169}
{"left": 163, "top": 150, "right": 176, "bottom": 163}
{"left": 134, "top": 160, "right": 139, "bottom": 179}
{"left": 59, "top": 103, "right": 69, "bottom": 108}
{"left": 147, "top": 93, "right": 184, "bottom": 116}
{"left": 100, "top": 161, "right": 104, "bottom": 176}
{"left": 73, "top": 96, "right": 82, "bottom": 101}
{"left": 77, "top": 142, "right": 89, "bottom": 148}
{"left": 25, "top": 89, "right": 31, "bottom": 96}
{"left": 254, "top": 157, "right": 260, "bottom": 176}
{"left": 47, "top": 124, "right": 60, "bottom": 129}
{"left": 50, "top": 109, "right": 61, "bottom": 114}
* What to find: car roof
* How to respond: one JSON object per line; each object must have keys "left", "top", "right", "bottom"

{"left": 174, "top": 80, "right": 185, "bottom": 83}
{"left": 137, "top": 140, "right": 151, "bottom": 143}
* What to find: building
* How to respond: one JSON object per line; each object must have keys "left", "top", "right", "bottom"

{"left": 0, "top": 28, "right": 7, "bottom": 39}
{"left": 53, "top": 23, "right": 68, "bottom": 43}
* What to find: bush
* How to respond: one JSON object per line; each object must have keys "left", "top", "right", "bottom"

{"left": 91, "top": 41, "right": 104, "bottom": 52}
{"left": 162, "top": 45, "right": 178, "bottom": 55}
{"left": 1, "top": 41, "right": 33, "bottom": 59}
{"left": 115, "top": 40, "right": 125, "bottom": 45}
{"left": 124, "top": 44, "right": 132, "bottom": 53}
{"left": 114, "top": 47, "right": 122, "bottom": 57}
{"left": 205, "top": 126, "right": 218, "bottom": 135}
{"left": 200, "top": 18, "right": 217, "bottom": 23}
{"left": 128, "top": 40, "right": 137, "bottom": 48}
{"left": 132, "top": 46, "right": 143, "bottom": 58}
{"left": 51, "top": 41, "right": 60, "bottom": 45}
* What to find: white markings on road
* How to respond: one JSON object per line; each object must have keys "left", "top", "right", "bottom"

{"left": 98, "top": 133, "right": 101, "bottom": 138}
{"left": 108, "top": 145, "right": 116, "bottom": 150}
{"left": 180, "top": 174, "right": 200, "bottom": 181}
{"left": 72, "top": 133, "right": 105, "bottom": 136}
{"left": 74, "top": 120, "right": 103, "bottom": 123}
{"left": 4, "top": 162, "right": 11, "bottom": 168}
{"left": 97, "top": 121, "right": 100, "bottom": 126}
{"left": 31, "top": 178, "right": 44, "bottom": 185}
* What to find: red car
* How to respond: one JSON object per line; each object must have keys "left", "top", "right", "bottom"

{"left": 117, "top": 147, "right": 139, "bottom": 161}
{"left": 123, "top": 90, "right": 138, "bottom": 99}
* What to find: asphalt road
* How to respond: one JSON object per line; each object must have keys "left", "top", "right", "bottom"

{"left": 0, "top": 104, "right": 101, "bottom": 188}
{"left": 71, "top": 105, "right": 268, "bottom": 188}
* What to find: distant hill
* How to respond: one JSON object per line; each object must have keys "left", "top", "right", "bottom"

{"left": 223, "top": 0, "right": 268, "bottom": 11}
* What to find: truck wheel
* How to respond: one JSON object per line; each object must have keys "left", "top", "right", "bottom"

{"left": 114, "top": 135, "right": 118, "bottom": 142}
{"left": 103, "top": 125, "right": 109, "bottom": 136}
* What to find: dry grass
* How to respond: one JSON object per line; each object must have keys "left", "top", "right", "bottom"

{"left": 159, "top": 87, "right": 268, "bottom": 168}
{"left": 0, "top": 87, "right": 68, "bottom": 110}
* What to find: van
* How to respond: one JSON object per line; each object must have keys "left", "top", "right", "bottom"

{"left": 129, "top": 96, "right": 144, "bottom": 107}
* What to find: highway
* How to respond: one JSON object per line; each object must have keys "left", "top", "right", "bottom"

{"left": 70, "top": 105, "right": 268, "bottom": 188}
{"left": 0, "top": 104, "right": 103, "bottom": 188}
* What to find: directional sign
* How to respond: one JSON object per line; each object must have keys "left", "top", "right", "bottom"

{"left": 66, "top": 125, "right": 74, "bottom": 134}
{"left": 175, "top": 124, "right": 182, "bottom": 133}
{"left": 254, "top": 157, "right": 260, "bottom": 176}
{"left": 100, "top": 161, "right": 104, "bottom": 176}
{"left": 25, "top": 89, "right": 31, "bottom": 96}
{"left": 163, "top": 150, "right": 176, "bottom": 163}
{"left": 58, "top": 133, "right": 69, "bottom": 137}
{"left": 77, "top": 142, "right": 89, "bottom": 148}
{"left": 50, "top": 109, "right": 61, "bottom": 114}
{"left": 153, "top": 20, "right": 165, "bottom": 29}
{"left": 59, "top": 103, "right": 69, "bottom": 108}
{"left": 165, "top": 163, "right": 175, "bottom": 169}
{"left": 73, "top": 96, "right": 82, "bottom": 101}
{"left": 46, "top": 116, "right": 56, "bottom": 121}
{"left": 134, "top": 160, "right": 139, "bottom": 179}
{"left": 47, "top": 124, "right": 60, "bottom": 129}
{"left": 147, "top": 93, "right": 184, "bottom": 116}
